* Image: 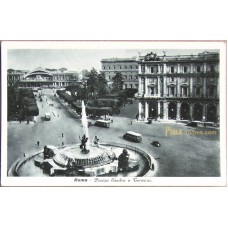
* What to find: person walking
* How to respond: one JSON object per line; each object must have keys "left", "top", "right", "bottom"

{"left": 37, "top": 141, "right": 40, "bottom": 147}
{"left": 62, "top": 133, "right": 64, "bottom": 138}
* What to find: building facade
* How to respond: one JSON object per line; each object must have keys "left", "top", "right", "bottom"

{"left": 7, "top": 67, "right": 79, "bottom": 88}
{"left": 100, "top": 58, "right": 139, "bottom": 89}
{"left": 137, "top": 51, "right": 219, "bottom": 122}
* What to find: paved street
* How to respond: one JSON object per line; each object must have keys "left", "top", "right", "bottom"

{"left": 7, "top": 89, "right": 220, "bottom": 176}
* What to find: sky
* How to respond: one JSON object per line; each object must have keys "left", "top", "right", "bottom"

{"left": 7, "top": 49, "right": 219, "bottom": 72}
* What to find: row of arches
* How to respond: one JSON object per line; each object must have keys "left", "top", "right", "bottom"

{"left": 148, "top": 102, "right": 218, "bottom": 122}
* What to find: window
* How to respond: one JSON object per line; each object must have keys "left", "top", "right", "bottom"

{"left": 151, "top": 87, "right": 155, "bottom": 95}
{"left": 184, "top": 66, "right": 187, "bottom": 73}
{"left": 120, "top": 66, "right": 122, "bottom": 69}
{"left": 210, "top": 65, "right": 215, "bottom": 72}
{"left": 208, "top": 86, "right": 215, "bottom": 97}
{"left": 130, "top": 66, "right": 132, "bottom": 69}
{"left": 141, "top": 65, "right": 145, "bottom": 72}
{"left": 197, "top": 66, "right": 201, "bottom": 73}
{"left": 103, "top": 67, "right": 105, "bottom": 70}
{"left": 130, "top": 84, "right": 133, "bottom": 88}
{"left": 113, "top": 66, "right": 115, "bottom": 69}
{"left": 130, "top": 76, "right": 133, "bottom": 80}
{"left": 182, "top": 87, "right": 187, "bottom": 96}
{"left": 171, "top": 66, "right": 174, "bottom": 73}
{"left": 151, "top": 67, "right": 154, "bottom": 73}
{"left": 170, "top": 77, "right": 174, "bottom": 82}
{"left": 170, "top": 87, "right": 175, "bottom": 96}
{"left": 136, "top": 76, "right": 138, "bottom": 79}
{"left": 195, "top": 88, "right": 200, "bottom": 96}
{"left": 108, "top": 66, "right": 110, "bottom": 69}
{"left": 136, "top": 66, "right": 138, "bottom": 69}
{"left": 125, "top": 66, "right": 127, "bottom": 69}
{"left": 125, "top": 76, "right": 127, "bottom": 80}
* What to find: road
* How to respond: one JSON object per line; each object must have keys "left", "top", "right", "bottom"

{"left": 7, "top": 89, "right": 220, "bottom": 177}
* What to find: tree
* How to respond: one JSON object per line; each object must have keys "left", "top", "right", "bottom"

{"left": 87, "top": 68, "right": 98, "bottom": 95}
{"left": 112, "top": 72, "right": 124, "bottom": 92}
{"left": 97, "top": 72, "right": 108, "bottom": 96}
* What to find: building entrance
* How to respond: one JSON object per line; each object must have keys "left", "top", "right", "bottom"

{"left": 180, "top": 102, "right": 190, "bottom": 120}
{"left": 207, "top": 104, "right": 217, "bottom": 122}
{"left": 193, "top": 103, "right": 203, "bottom": 121}
{"left": 168, "top": 102, "right": 177, "bottom": 120}
{"left": 149, "top": 102, "right": 158, "bottom": 119}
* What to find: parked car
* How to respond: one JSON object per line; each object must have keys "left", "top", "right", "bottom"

{"left": 123, "top": 131, "right": 142, "bottom": 143}
{"left": 151, "top": 141, "right": 161, "bottom": 147}
{"left": 45, "top": 112, "right": 51, "bottom": 121}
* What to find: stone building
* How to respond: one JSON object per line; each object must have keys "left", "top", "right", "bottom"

{"left": 137, "top": 51, "right": 219, "bottom": 122}
{"left": 7, "top": 67, "right": 78, "bottom": 88}
{"left": 100, "top": 57, "right": 138, "bottom": 89}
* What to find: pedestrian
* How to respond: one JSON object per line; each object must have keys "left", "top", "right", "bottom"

{"left": 62, "top": 142, "right": 64, "bottom": 146}
{"left": 37, "top": 141, "right": 40, "bottom": 147}
{"left": 62, "top": 133, "right": 64, "bottom": 138}
{"left": 93, "top": 136, "right": 99, "bottom": 147}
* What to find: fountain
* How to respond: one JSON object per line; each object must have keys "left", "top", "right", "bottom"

{"left": 8, "top": 101, "right": 157, "bottom": 177}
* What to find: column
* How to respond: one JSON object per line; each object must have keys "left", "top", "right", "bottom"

{"left": 163, "top": 63, "right": 167, "bottom": 74}
{"left": 163, "top": 76, "right": 167, "bottom": 96}
{"left": 217, "top": 77, "right": 219, "bottom": 98}
{"left": 203, "top": 77, "right": 207, "bottom": 97}
{"left": 157, "top": 76, "right": 160, "bottom": 96}
{"left": 145, "top": 101, "right": 149, "bottom": 121}
{"left": 190, "top": 103, "right": 193, "bottom": 120}
{"left": 138, "top": 76, "right": 142, "bottom": 95}
{"left": 177, "top": 77, "right": 180, "bottom": 97}
{"left": 157, "top": 101, "right": 160, "bottom": 118}
{"left": 176, "top": 102, "right": 181, "bottom": 120}
{"left": 177, "top": 64, "right": 180, "bottom": 73}
{"left": 145, "top": 76, "right": 148, "bottom": 96}
{"left": 190, "top": 77, "right": 193, "bottom": 97}
{"left": 138, "top": 101, "right": 142, "bottom": 120}
{"left": 157, "top": 64, "right": 161, "bottom": 74}
{"left": 203, "top": 63, "right": 207, "bottom": 73}
{"left": 190, "top": 64, "right": 194, "bottom": 73}
{"left": 216, "top": 103, "right": 220, "bottom": 120}
{"left": 139, "top": 65, "right": 141, "bottom": 74}
{"left": 202, "top": 104, "right": 206, "bottom": 121}
{"left": 163, "top": 102, "right": 168, "bottom": 120}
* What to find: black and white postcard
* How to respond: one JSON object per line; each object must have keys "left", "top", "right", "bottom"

{"left": 1, "top": 41, "right": 226, "bottom": 186}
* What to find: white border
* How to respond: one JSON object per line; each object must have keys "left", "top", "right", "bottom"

{"left": 1, "top": 41, "right": 227, "bottom": 186}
